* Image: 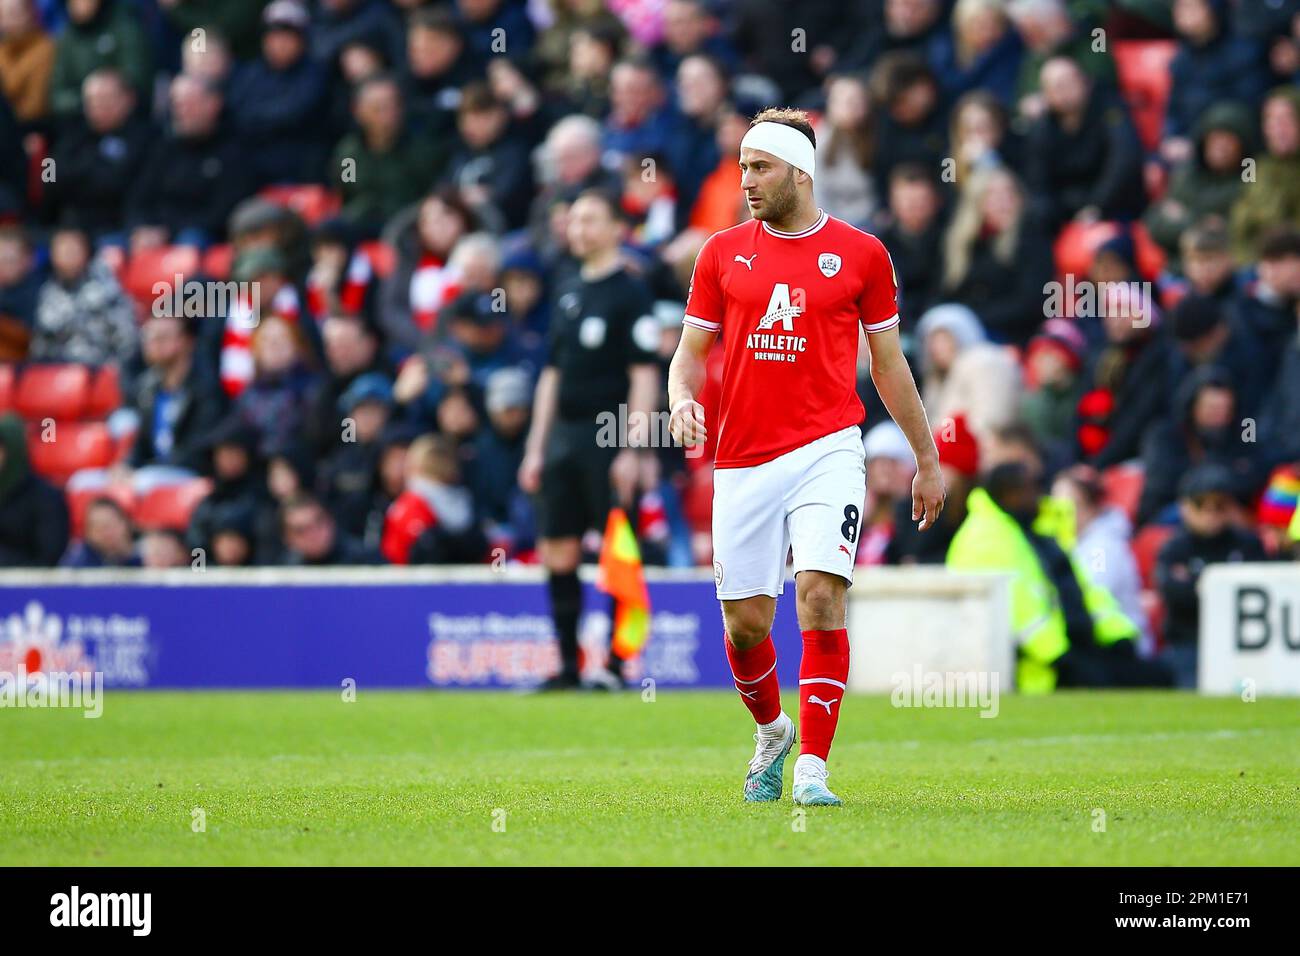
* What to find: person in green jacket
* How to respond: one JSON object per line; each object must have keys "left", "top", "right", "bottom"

{"left": 329, "top": 74, "right": 447, "bottom": 235}
{"left": 49, "top": 0, "right": 152, "bottom": 120}
{"left": 1231, "top": 86, "right": 1300, "bottom": 264}
{"left": 947, "top": 462, "right": 1172, "bottom": 692}
{"left": 1145, "top": 100, "right": 1254, "bottom": 270}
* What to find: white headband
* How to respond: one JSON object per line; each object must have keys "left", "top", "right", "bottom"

{"left": 740, "top": 121, "right": 816, "bottom": 180}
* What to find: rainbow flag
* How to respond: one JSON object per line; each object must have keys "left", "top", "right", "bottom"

{"left": 596, "top": 508, "right": 651, "bottom": 659}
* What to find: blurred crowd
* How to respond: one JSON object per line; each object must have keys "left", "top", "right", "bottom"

{"left": 1, "top": 0, "right": 1299, "bottom": 656}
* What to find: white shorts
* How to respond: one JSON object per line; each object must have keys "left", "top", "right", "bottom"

{"left": 711, "top": 425, "right": 867, "bottom": 600}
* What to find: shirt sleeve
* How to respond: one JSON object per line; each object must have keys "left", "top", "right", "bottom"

{"left": 859, "top": 236, "right": 901, "bottom": 334}
{"left": 683, "top": 235, "right": 723, "bottom": 333}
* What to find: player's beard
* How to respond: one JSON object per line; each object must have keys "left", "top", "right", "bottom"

{"left": 751, "top": 168, "right": 799, "bottom": 224}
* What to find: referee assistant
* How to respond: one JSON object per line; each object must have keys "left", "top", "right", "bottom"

{"left": 518, "top": 190, "right": 662, "bottom": 690}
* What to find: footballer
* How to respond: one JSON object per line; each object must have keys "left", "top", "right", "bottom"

{"left": 667, "top": 108, "right": 946, "bottom": 806}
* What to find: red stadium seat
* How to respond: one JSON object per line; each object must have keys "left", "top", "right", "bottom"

{"left": 13, "top": 363, "right": 91, "bottom": 421}
{"left": 84, "top": 365, "right": 122, "bottom": 418}
{"left": 1131, "top": 221, "right": 1167, "bottom": 280}
{"left": 1053, "top": 220, "right": 1124, "bottom": 279}
{"left": 1102, "top": 462, "right": 1145, "bottom": 524}
{"left": 65, "top": 479, "right": 137, "bottom": 539}
{"left": 0, "top": 363, "right": 15, "bottom": 413}
{"left": 1113, "top": 40, "right": 1178, "bottom": 152}
{"left": 27, "top": 421, "right": 115, "bottom": 485}
{"left": 202, "top": 243, "right": 234, "bottom": 280}
{"left": 133, "top": 478, "right": 213, "bottom": 532}
{"left": 259, "top": 184, "right": 342, "bottom": 226}
{"left": 121, "top": 245, "right": 202, "bottom": 308}
{"left": 1132, "top": 524, "right": 1175, "bottom": 590}
{"left": 359, "top": 240, "right": 396, "bottom": 279}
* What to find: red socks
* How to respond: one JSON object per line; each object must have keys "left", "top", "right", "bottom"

{"left": 725, "top": 634, "right": 782, "bottom": 725}
{"left": 799, "top": 628, "right": 849, "bottom": 759}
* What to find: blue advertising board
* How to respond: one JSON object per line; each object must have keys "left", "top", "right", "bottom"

{"left": 0, "top": 571, "right": 803, "bottom": 690}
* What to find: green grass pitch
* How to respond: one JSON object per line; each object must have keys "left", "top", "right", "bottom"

{"left": 1, "top": 689, "right": 1297, "bottom": 866}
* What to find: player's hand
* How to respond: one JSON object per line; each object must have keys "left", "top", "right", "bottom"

{"left": 912, "top": 462, "right": 947, "bottom": 532}
{"left": 669, "top": 398, "right": 707, "bottom": 447}
{"left": 518, "top": 451, "right": 544, "bottom": 495}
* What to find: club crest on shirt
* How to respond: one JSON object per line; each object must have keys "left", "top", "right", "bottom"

{"left": 818, "top": 252, "right": 842, "bottom": 278}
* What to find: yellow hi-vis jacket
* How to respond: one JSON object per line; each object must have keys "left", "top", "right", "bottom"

{"left": 945, "top": 488, "right": 1139, "bottom": 693}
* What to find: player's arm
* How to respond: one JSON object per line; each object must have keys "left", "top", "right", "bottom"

{"left": 518, "top": 365, "right": 559, "bottom": 494}
{"left": 866, "top": 325, "right": 946, "bottom": 531}
{"left": 667, "top": 324, "right": 715, "bottom": 447}
{"left": 610, "top": 362, "right": 661, "bottom": 506}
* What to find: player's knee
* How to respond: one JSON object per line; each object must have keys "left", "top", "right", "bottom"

{"left": 797, "top": 574, "right": 845, "bottom": 628}
{"left": 722, "top": 604, "right": 772, "bottom": 648}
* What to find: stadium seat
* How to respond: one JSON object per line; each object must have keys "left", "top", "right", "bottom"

{"left": 1132, "top": 524, "right": 1175, "bottom": 589}
{"left": 1102, "top": 462, "right": 1145, "bottom": 524}
{"left": 1113, "top": 40, "right": 1178, "bottom": 152}
{"left": 121, "top": 245, "right": 202, "bottom": 309}
{"left": 260, "top": 184, "right": 342, "bottom": 226}
{"left": 1053, "top": 220, "right": 1124, "bottom": 279}
{"left": 84, "top": 365, "right": 123, "bottom": 419}
{"left": 359, "top": 240, "right": 396, "bottom": 279}
{"left": 0, "top": 363, "right": 14, "bottom": 413}
{"left": 1131, "top": 221, "right": 1167, "bottom": 280}
{"left": 13, "top": 363, "right": 91, "bottom": 421}
{"left": 202, "top": 243, "right": 234, "bottom": 280}
{"left": 133, "top": 478, "right": 213, "bottom": 532}
{"left": 65, "top": 474, "right": 137, "bottom": 539}
{"left": 27, "top": 421, "right": 115, "bottom": 484}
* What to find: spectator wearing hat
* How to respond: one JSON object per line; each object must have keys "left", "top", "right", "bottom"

{"left": 208, "top": 501, "right": 259, "bottom": 567}
{"left": 1155, "top": 463, "right": 1267, "bottom": 687}
{"left": 1051, "top": 463, "right": 1153, "bottom": 652}
{"left": 330, "top": 73, "right": 446, "bottom": 235}
{"left": 499, "top": 244, "right": 550, "bottom": 340}
{"left": 1143, "top": 101, "right": 1254, "bottom": 269}
{"left": 226, "top": 0, "right": 330, "bottom": 189}
{"left": 446, "top": 82, "right": 535, "bottom": 231}
{"left": 916, "top": 303, "right": 1023, "bottom": 448}
{"left": 44, "top": 67, "right": 152, "bottom": 241}
{"left": 468, "top": 366, "right": 535, "bottom": 552}
{"left": 887, "top": 413, "right": 979, "bottom": 565}
{"left": 188, "top": 417, "right": 269, "bottom": 558}
{"left": 440, "top": 289, "right": 534, "bottom": 391}
{"left": 1166, "top": 293, "right": 1268, "bottom": 418}
{"left": 454, "top": 0, "right": 535, "bottom": 67}
{"left": 128, "top": 312, "right": 227, "bottom": 473}
{"left": 858, "top": 422, "right": 916, "bottom": 567}
{"left": 1020, "top": 317, "right": 1086, "bottom": 465}
{"left": 126, "top": 72, "right": 251, "bottom": 251}
{"left": 1139, "top": 365, "right": 1264, "bottom": 525}
{"left": 319, "top": 371, "right": 392, "bottom": 537}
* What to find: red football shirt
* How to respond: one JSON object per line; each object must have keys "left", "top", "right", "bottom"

{"left": 683, "top": 209, "right": 900, "bottom": 468}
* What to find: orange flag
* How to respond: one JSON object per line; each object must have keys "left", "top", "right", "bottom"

{"left": 596, "top": 508, "right": 651, "bottom": 658}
